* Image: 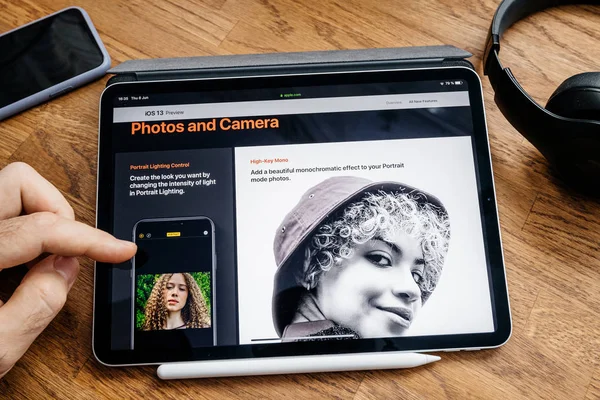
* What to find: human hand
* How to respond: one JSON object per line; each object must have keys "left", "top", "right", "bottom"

{"left": 0, "top": 163, "right": 137, "bottom": 378}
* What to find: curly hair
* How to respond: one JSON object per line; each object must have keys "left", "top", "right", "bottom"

{"left": 142, "top": 273, "right": 211, "bottom": 330}
{"left": 299, "top": 191, "right": 451, "bottom": 303}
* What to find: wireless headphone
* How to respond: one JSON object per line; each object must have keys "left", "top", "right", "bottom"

{"left": 484, "top": 0, "right": 600, "bottom": 196}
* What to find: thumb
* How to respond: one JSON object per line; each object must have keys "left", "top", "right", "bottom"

{"left": 0, "top": 255, "right": 79, "bottom": 378}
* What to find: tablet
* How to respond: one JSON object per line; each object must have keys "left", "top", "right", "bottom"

{"left": 94, "top": 66, "right": 511, "bottom": 366}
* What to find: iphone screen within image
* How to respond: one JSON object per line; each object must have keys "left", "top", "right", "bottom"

{"left": 132, "top": 217, "right": 216, "bottom": 350}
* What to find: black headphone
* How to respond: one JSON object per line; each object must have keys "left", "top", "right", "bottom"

{"left": 484, "top": 0, "right": 600, "bottom": 196}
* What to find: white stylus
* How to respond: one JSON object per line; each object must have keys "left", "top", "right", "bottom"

{"left": 157, "top": 352, "right": 441, "bottom": 380}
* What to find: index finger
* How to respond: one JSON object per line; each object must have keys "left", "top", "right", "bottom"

{"left": 0, "top": 162, "right": 74, "bottom": 221}
{"left": 0, "top": 213, "right": 137, "bottom": 269}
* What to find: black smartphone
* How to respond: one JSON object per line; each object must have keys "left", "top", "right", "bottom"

{"left": 0, "top": 7, "right": 110, "bottom": 120}
{"left": 132, "top": 217, "right": 216, "bottom": 350}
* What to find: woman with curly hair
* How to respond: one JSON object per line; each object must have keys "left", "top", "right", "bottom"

{"left": 142, "top": 273, "right": 211, "bottom": 330}
{"left": 272, "top": 176, "right": 451, "bottom": 341}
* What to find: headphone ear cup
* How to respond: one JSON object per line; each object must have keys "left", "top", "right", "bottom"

{"left": 546, "top": 72, "right": 600, "bottom": 121}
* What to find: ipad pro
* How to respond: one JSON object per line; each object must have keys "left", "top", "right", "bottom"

{"left": 94, "top": 66, "right": 511, "bottom": 366}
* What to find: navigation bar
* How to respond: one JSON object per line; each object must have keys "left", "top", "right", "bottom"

{"left": 113, "top": 92, "right": 470, "bottom": 123}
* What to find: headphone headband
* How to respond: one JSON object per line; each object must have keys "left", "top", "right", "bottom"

{"left": 484, "top": 0, "right": 600, "bottom": 194}
{"left": 484, "top": 0, "right": 595, "bottom": 75}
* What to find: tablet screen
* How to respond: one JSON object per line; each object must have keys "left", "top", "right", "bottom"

{"left": 95, "top": 67, "right": 510, "bottom": 365}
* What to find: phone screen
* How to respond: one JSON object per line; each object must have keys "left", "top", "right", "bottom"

{"left": 0, "top": 8, "right": 104, "bottom": 108}
{"left": 133, "top": 218, "right": 215, "bottom": 350}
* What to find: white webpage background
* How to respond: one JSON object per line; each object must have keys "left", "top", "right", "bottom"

{"left": 235, "top": 137, "right": 494, "bottom": 344}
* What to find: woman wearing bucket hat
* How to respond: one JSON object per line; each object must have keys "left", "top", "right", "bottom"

{"left": 272, "top": 176, "right": 451, "bottom": 341}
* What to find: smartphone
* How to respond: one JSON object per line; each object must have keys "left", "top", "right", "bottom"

{"left": 0, "top": 7, "right": 110, "bottom": 121}
{"left": 132, "top": 217, "right": 217, "bottom": 350}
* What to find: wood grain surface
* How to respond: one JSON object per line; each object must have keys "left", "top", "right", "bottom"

{"left": 0, "top": 0, "right": 599, "bottom": 398}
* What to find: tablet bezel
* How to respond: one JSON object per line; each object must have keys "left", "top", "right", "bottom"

{"left": 94, "top": 66, "right": 511, "bottom": 366}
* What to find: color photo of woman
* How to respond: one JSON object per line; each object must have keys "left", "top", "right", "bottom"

{"left": 137, "top": 272, "right": 211, "bottom": 330}
{"left": 272, "top": 176, "right": 451, "bottom": 341}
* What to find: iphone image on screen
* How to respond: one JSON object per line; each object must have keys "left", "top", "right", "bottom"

{"left": 131, "top": 217, "right": 216, "bottom": 349}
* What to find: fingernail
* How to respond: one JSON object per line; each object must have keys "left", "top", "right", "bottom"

{"left": 54, "top": 256, "right": 79, "bottom": 288}
{"left": 118, "top": 240, "right": 137, "bottom": 250}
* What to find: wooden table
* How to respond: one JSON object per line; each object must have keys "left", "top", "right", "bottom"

{"left": 0, "top": 1, "right": 599, "bottom": 398}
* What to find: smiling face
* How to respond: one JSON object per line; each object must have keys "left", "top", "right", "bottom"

{"left": 162, "top": 273, "right": 189, "bottom": 312}
{"left": 315, "top": 232, "right": 425, "bottom": 338}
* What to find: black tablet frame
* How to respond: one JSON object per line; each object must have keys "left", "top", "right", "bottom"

{"left": 94, "top": 66, "right": 511, "bottom": 366}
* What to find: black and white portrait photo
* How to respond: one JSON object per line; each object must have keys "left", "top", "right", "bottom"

{"left": 234, "top": 138, "right": 495, "bottom": 344}
{"left": 271, "top": 176, "right": 451, "bottom": 341}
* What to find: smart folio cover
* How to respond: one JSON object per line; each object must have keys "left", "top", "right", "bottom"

{"left": 97, "top": 46, "right": 513, "bottom": 370}
{"left": 106, "top": 45, "right": 473, "bottom": 85}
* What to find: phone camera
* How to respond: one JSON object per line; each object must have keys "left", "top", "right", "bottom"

{"left": 203, "top": 231, "right": 208, "bottom": 235}
{"left": 146, "top": 233, "right": 152, "bottom": 238}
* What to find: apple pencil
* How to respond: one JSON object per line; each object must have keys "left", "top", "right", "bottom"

{"left": 157, "top": 352, "right": 441, "bottom": 380}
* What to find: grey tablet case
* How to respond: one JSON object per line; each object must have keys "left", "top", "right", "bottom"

{"left": 106, "top": 45, "right": 473, "bottom": 86}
